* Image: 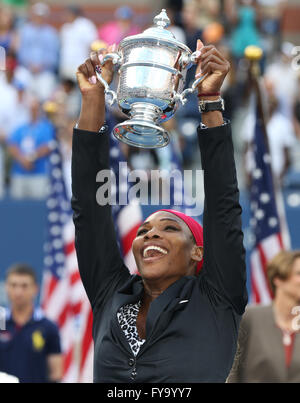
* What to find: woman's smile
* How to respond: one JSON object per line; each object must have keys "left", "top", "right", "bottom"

{"left": 142, "top": 244, "right": 169, "bottom": 262}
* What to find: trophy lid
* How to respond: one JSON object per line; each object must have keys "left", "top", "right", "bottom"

{"left": 143, "top": 9, "right": 174, "bottom": 41}
{"left": 120, "top": 9, "right": 191, "bottom": 53}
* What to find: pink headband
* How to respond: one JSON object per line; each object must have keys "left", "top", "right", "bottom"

{"left": 152, "top": 209, "right": 204, "bottom": 273}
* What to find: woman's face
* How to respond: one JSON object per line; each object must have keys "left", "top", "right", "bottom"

{"left": 132, "top": 211, "right": 202, "bottom": 283}
{"left": 276, "top": 258, "right": 300, "bottom": 302}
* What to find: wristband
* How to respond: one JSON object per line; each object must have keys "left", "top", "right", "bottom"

{"left": 197, "top": 92, "right": 220, "bottom": 98}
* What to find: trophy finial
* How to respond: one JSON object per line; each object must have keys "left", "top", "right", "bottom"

{"left": 153, "top": 9, "right": 170, "bottom": 29}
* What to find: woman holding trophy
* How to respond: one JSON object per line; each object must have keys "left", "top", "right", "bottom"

{"left": 71, "top": 10, "right": 247, "bottom": 383}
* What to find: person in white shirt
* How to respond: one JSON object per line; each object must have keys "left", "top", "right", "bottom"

{"left": 0, "top": 64, "right": 30, "bottom": 198}
{"left": 59, "top": 6, "right": 98, "bottom": 81}
{"left": 264, "top": 42, "right": 299, "bottom": 120}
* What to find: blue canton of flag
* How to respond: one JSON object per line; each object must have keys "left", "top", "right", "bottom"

{"left": 43, "top": 137, "right": 72, "bottom": 279}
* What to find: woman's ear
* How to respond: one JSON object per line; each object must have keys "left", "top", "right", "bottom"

{"left": 191, "top": 245, "right": 203, "bottom": 263}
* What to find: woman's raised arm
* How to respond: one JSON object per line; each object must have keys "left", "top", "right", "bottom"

{"left": 194, "top": 41, "right": 248, "bottom": 314}
{"left": 71, "top": 50, "right": 130, "bottom": 311}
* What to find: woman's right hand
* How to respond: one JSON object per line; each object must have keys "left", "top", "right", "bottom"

{"left": 76, "top": 44, "right": 116, "bottom": 98}
{"left": 75, "top": 44, "right": 116, "bottom": 132}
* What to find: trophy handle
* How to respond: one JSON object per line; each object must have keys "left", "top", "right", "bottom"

{"left": 174, "top": 74, "right": 207, "bottom": 106}
{"left": 175, "top": 51, "right": 207, "bottom": 105}
{"left": 95, "top": 53, "right": 122, "bottom": 106}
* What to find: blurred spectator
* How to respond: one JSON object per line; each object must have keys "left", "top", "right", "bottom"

{"left": 0, "top": 52, "right": 30, "bottom": 197}
{"left": 165, "top": 6, "right": 186, "bottom": 44}
{"left": 165, "top": 0, "right": 183, "bottom": 27}
{"left": 257, "top": 0, "right": 287, "bottom": 51}
{"left": 181, "top": 0, "right": 203, "bottom": 52}
{"left": 7, "top": 96, "right": 55, "bottom": 199}
{"left": 264, "top": 42, "right": 299, "bottom": 120}
{"left": 50, "top": 78, "right": 81, "bottom": 120}
{"left": 196, "top": 0, "right": 221, "bottom": 31}
{"left": 229, "top": 0, "right": 261, "bottom": 62}
{"left": 15, "top": 2, "right": 59, "bottom": 101}
{"left": 56, "top": 116, "right": 75, "bottom": 200}
{"left": 0, "top": 5, "right": 18, "bottom": 53}
{"left": 98, "top": 5, "right": 140, "bottom": 46}
{"left": 59, "top": 6, "right": 98, "bottom": 81}
{"left": 228, "top": 250, "right": 300, "bottom": 383}
{"left": 0, "top": 53, "right": 30, "bottom": 138}
{"left": 0, "top": 263, "right": 62, "bottom": 383}
{"left": 202, "top": 21, "right": 224, "bottom": 47}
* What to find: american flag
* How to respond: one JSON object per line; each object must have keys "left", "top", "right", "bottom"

{"left": 109, "top": 128, "right": 143, "bottom": 273}
{"left": 249, "top": 109, "right": 284, "bottom": 304}
{"left": 41, "top": 126, "right": 143, "bottom": 382}
{"left": 40, "top": 135, "right": 90, "bottom": 382}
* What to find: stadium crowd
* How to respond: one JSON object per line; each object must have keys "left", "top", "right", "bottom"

{"left": 0, "top": 0, "right": 299, "bottom": 200}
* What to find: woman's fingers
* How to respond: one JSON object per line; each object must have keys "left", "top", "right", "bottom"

{"left": 90, "top": 51, "right": 101, "bottom": 69}
{"left": 200, "top": 47, "right": 226, "bottom": 62}
{"left": 201, "top": 61, "right": 227, "bottom": 77}
{"left": 196, "top": 39, "right": 204, "bottom": 52}
{"left": 78, "top": 59, "right": 96, "bottom": 84}
{"left": 201, "top": 54, "right": 227, "bottom": 73}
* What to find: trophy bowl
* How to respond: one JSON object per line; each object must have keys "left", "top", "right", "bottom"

{"left": 96, "top": 9, "right": 205, "bottom": 148}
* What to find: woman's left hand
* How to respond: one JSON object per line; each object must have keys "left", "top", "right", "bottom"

{"left": 194, "top": 40, "right": 230, "bottom": 96}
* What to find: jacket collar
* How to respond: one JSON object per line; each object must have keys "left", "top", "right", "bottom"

{"left": 112, "top": 275, "right": 192, "bottom": 341}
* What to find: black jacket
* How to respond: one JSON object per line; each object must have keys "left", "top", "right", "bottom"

{"left": 71, "top": 122, "right": 248, "bottom": 383}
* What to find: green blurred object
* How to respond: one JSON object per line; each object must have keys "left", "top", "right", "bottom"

{"left": 1, "top": 0, "right": 28, "bottom": 7}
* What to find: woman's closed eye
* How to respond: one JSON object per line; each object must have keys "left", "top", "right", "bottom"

{"left": 137, "top": 228, "right": 148, "bottom": 236}
{"left": 164, "top": 225, "right": 179, "bottom": 231}
{"left": 137, "top": 225, "right": 179, "bottom": 236}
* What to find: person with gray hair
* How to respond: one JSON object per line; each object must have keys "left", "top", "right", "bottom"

{"left": 228, "top": 250, "right": 300, "bottom": 383}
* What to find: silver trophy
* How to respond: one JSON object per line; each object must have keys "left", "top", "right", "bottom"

{"left": 96, "top": 9, "right": 205, "bottom": 148}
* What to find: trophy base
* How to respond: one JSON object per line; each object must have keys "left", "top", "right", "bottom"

{"left": 113, "top": 103, "right": 170, "bottom": 148}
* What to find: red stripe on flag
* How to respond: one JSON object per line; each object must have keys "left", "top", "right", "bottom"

{"left": 57, "top": 303, "right": 70, "bottom": 328}
{"left": 42, "top": 276, "right": 58, "bottom": 309}
{"left": 80, "top": 309, "right": 93, "bottom": 372}
{"left": 251, "top": 270, "right": 260, "bottom": 304}
{"left": 278, "top": 233, "right": 284, "bottom": 250}
{"left": 70, "top": 271, "right": 81, "bottom": 286}
{"left": 121, "top": 223, "right": 140, "bottom": 256}
{"left": 64, "top": 241, "right": 75, "bottom": 256}
{"left": 72, "top": 301, "right": 82, "bottom": 316}
{"left": 64, "top": 346, "right": 73, "bottom": 375}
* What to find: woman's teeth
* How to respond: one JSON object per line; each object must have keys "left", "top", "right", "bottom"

{"left": 143, "top": 246, "right": 168, "bottom": 258}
